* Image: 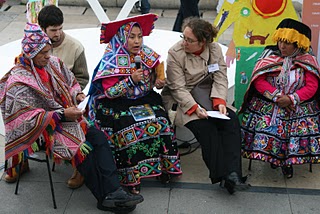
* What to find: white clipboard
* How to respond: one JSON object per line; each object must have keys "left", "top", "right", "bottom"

{"left": 207, "top": 111, "right": 230, "bottom": 120}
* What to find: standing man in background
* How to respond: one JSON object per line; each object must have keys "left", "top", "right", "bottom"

{"left": 134, "top": 0, "right": 151, "bottom": 14}
{"left": 173, "top": 0, "right": 200, "bottom": 32}
{"left": 37, "top": 4, "right": 90, "bottom": 189}
{"left": 140, "top": 0, "right": 151, "bottom": 14}
{"left": 38, "top": 5, "right": 89, "bottom": 91}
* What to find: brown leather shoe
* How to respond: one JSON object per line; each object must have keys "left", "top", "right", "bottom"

{"left": 4, "top": 161, "right": 30, "bottom": 183}
{"left": 67, "top": 169, "right": 84, "bottom": 189}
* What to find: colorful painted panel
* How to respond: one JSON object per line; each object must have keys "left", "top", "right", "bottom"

{"left": 214, "top": 0, "right": 298, "bottom": 109}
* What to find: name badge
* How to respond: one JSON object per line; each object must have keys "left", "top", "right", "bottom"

{"left": 208, "top": 63, "right": 219, "bottom": 73}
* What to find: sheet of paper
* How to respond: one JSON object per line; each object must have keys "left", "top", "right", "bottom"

{"left": 77, "top": 96, "right": 90, "bottom": 111}
{"left": 207, "top": 111, "right": 230, "bottom": 120}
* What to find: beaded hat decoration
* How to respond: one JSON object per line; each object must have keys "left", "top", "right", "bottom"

{"left": 272, "top": 18, "right": 311, "bottom": 52}
{"left": 21, "top": 22, "right": 51, "bottom": 59}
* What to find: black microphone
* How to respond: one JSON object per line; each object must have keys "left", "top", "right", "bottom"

{"left": 134, "top": 55, "right": 141, "bottom": 69}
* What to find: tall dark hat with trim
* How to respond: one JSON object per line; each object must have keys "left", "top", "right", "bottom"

{"left": 272, "top": 18, "right": 311, "bottom": 52}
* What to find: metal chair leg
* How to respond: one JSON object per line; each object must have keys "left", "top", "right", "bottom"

{"left": 14, "top": 153, "right": 57, "bottom": 209}
{"left": 14, "top": 160, "right": 23, "bottom": 195}
{"left": 248, "top": 159, "right": 252, "bottom": 171}
{"left": 309, "top": 163, "right": 312, "bottom": 173}
{"left": 45, "top": 155, "right": 57, "bottom": 209}
{"left": 52, "top": 162, "right": 55, "bottom": 172}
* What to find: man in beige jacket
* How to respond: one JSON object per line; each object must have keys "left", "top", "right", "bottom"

{"left": 38, "top": 5, "right": 89, "bottom": 90}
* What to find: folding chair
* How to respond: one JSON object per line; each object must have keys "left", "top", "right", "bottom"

{"left": 15, "top": 152, "right": 57, "bottom": 209}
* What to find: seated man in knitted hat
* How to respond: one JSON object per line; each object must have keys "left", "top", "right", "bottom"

{"left": 37, "top": 3, "right": 90, "bottom": 190}
{"left": 0, "top": 22, "right": 143, "bottom": 213}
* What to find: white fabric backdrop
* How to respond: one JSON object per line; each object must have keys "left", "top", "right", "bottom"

{"left": 0, "top": 28, "right": 236, "bottom": 135}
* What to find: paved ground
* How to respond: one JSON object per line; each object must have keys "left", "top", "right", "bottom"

{"left": 1, "top": 2, "right": 320, "bottom": 214}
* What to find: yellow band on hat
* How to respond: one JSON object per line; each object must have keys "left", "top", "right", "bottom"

{"left": 272, "top": 28, "right": 311, "bottom": 52}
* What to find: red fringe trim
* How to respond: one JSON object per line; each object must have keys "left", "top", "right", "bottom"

{"left": 5, "top": 116, "right": 90, "bottom": 174}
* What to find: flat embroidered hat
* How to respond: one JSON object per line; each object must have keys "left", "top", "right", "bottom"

{"left": 100, "top": 13, "right": 158, "bottom": 44}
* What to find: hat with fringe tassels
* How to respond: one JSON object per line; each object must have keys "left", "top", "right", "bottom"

{"left": 272, "top": 18, "right": 311, "bottom": 52}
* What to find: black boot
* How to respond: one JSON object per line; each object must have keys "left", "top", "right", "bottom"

{"left": 210, "top": 177, "right": 222, "bottom": 184}
{"left": 224, "top": 172, "right": 251, "bottom": 195}
{"left": 281, "top": 165, "right": 293, "bottom": 179}
{"left": 270, "top": 163, "right": 278, "bottom": 169}
{"left": 97, "top": 204, "right": 137, "bottom": 213}
{"left": 98, "top": 187, "right": 144, "bottom": 209}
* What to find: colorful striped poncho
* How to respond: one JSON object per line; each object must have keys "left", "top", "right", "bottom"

{"left": 0, "top": 55, "right": 89, "bottom": 176}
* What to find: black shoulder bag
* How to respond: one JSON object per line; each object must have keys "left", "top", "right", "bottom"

{"left": 190, "top": 73, "right": 214, "bottom": 111}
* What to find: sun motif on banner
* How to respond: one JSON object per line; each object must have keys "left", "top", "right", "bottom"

{"left": 252, "top": 0, "right": 287, "bottom": 18}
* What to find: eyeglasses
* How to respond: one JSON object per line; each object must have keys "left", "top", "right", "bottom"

{"left": 180, "top": 34, "right": 198, "bottom": 44}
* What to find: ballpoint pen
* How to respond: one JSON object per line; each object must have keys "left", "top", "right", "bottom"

{"left": 198, "top": 104, "right": 208, "bottom": 119}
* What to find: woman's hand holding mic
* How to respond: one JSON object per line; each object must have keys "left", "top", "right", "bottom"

{"left": 132, "top": 55, "right": 144, "bottom": 84}
{"left": 131, "top": 68, "right": 144, "bottom": 83}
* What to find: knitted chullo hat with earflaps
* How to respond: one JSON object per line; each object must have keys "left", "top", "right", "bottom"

{"left": 21, "top": 22, "right": 51, "bottom": 59}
